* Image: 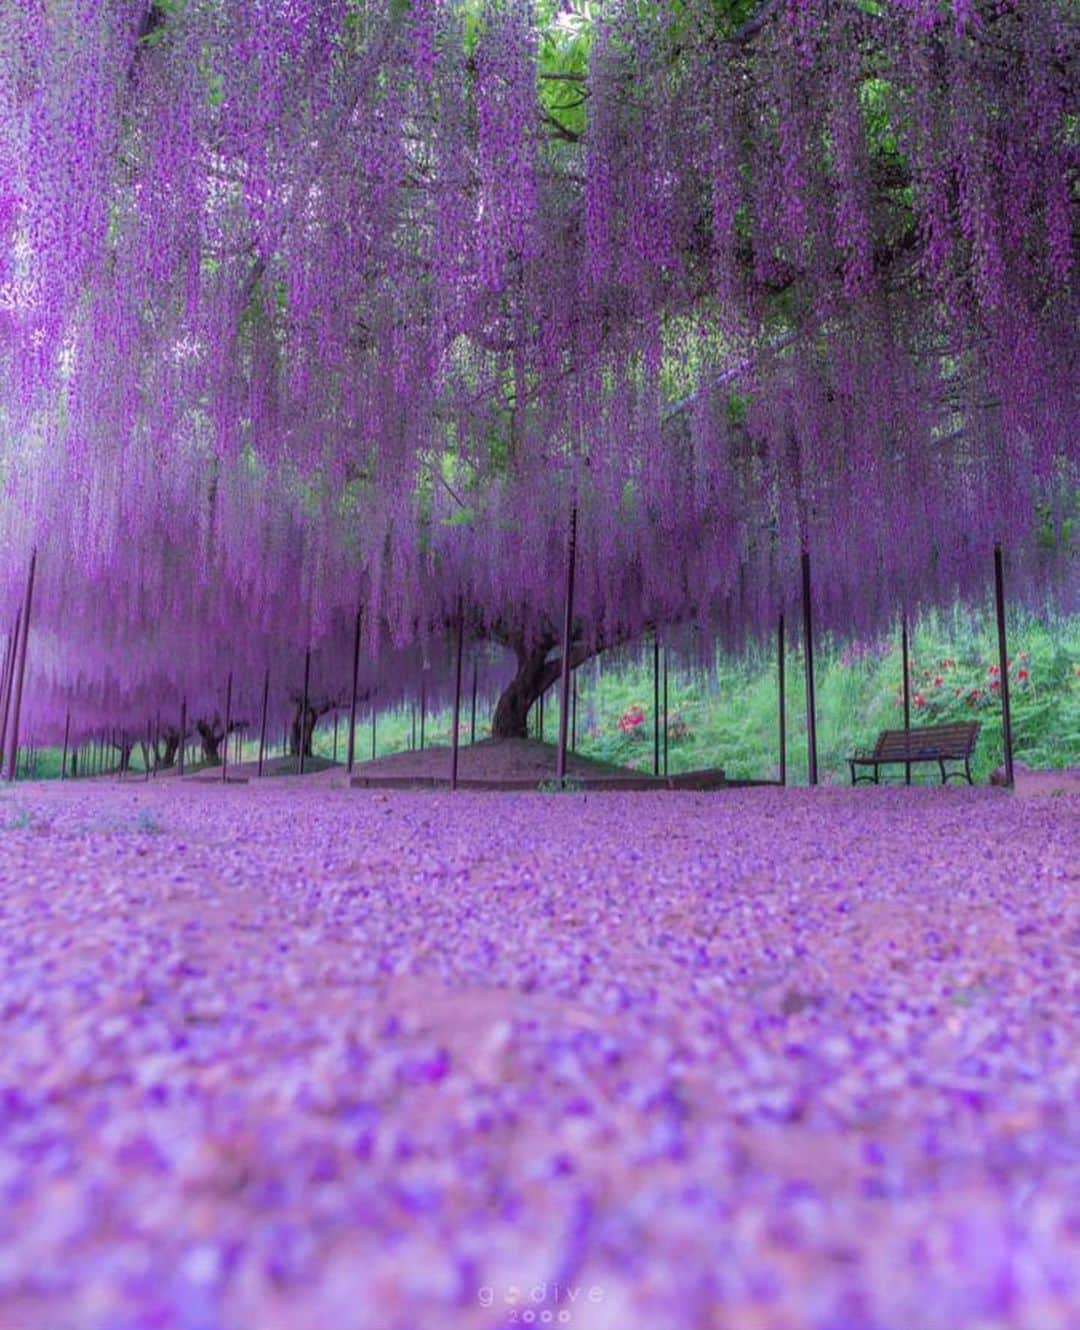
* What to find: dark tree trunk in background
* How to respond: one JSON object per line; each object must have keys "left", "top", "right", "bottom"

{"left": 289, "top": 705, "right": 315, "bottom": 756}
{"left": 196, "top": 720, "right": 223, "bottom": 763}
{"left": 155, "top": 726, "right": 180, "bottom": 768}
{"left": 288, "top": 697, "right": 336, "bottom": 756}
{"left": 194, "top": 715, "right": 245, "bottom": 764}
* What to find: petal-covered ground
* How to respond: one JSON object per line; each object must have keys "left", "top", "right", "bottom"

{"left": 0, "top": 781, "right": 1077, "bottom": 1330}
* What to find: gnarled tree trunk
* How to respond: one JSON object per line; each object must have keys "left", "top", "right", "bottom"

{"left": 155, "top": 726, "right": 180, "bottom": 769}
{"left": 491, "top": 635, "right": 558, "bottom": 739}
{"left": 111, "top": 736, "right": 133, "bottom": 773}
{"left": 489, "top": 627, "right": 604, "bottom": 741}
{"left": 195, "top": 714, "right": 246, "bottom": 764}
{"left": 195, "top": 719, "right": 223, "bottom": 763}
{"left": 288, "top": 696, "right": 337, "bottom": 757}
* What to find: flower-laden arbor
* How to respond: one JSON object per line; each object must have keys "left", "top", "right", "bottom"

{"left": 0, "top": 0, "right": 1076, "bottom": 754}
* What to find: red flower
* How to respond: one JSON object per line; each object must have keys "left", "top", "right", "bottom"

{"left": 933, "top": 675, "right": 943, "bottom": 687}
{"left": 1017, "top": 668, "right": 1029, "bottom": 681}
{"left": 914, "top": 693, "right": 926, "bottom": 708}
{"left": 617, "top": 705, "right": 647, "bottom": 734}
{"left": 990, "top": 680, "right": 1000, "bottom": 692}
{"left": 988, "top": 665, "right": 999, "bottom": 676}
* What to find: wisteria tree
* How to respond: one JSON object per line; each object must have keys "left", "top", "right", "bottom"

{"left": 0, "top": 0, "right": 1075, "bottom": 750}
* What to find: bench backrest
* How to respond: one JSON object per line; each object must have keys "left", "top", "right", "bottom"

{"left": 873, "top": 722, "right": 980, "bottom": 760}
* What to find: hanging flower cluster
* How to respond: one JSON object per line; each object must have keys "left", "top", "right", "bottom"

{"left": 0, "top": 0, "right": 1074, "bottom": 743}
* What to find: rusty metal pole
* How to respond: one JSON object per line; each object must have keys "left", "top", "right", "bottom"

{"left": 371, "top": 705, "right": 376, "bottom": 761}
{"left": 179, "top": 697, "right": 187, "bottom": 778}
{"left": 222, "top": 672, "right": 232, "bottom": 783}
{"left": 901, "top": 614, "right": 911, "bottom": 785}
{"left": 571, "top": 671, "right": 577, "bottom": 752}
{"left": 778, "top": 615, "right": 787, "bottom": 786}
{"left": 347, "top": 608, "right": 362, "bottom": 772}
{"left": 257, "top": 670, "right": 269, "bottom": 777}
{"left": 994, "top": 543, "right": 1014, "bottom": 787}
{"left": 419, "top": 679, "right": 425, "bottom": 751}
{"left": 470, "top": 658, "right": 478, "bottom": 745}
{"left": 299, "top": 648, "right": 311, "bottom": 775}
{"left": 5, "top": 551, "right": 37, "bottom": 783}
{"left": 801, "top": 552, "right": 818, "bottom": 786}
{"left": 556, "top": 508, "right": 578, "bottom": 785}
{"left": 61, "top": 710, "right": 70, "bottom": 780}
{"left": 451, "top": 599, "right": 465, "bottom": 790}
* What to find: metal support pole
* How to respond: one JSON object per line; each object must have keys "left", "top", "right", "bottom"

{"left": 347, "top": 608, "right": 362, "bottom": 772}
{"left": 556, "top": 507, "right": 578, "bottom": 784}
{"left": 5, "top": 552, "right": 36, "bottom": 782}
{"left": 778, "top": 615, "right": 787, "bottom": 786}
{"left": 653, "top": 632, "right": 660, "bottom": 776}
{"left": 571, "top": 672, "right": 577, "bottom": 752}
{"left": 299, "top": 648, "right": 311, "bottom": 775}
{"left": 663, "top": 646, "right": 669, "bottom": 777}
{"left": 470, "top": 659, "right": 478, "bottom": 745}
{"left": 801, "top": 551, "right": 818, "bottom": 786}
{"left": 257, "top": 670, "right": 269, "bottom": 777}
{"left": 901, "top": 614, "right": 911, "bottom": 785}
{"left": 0, "top": 620, "right": 14, "bottom": 771}
{"left": 179, "top": 697, "right": 187, "bottom": 778}
{"left": 61, "top": 710, "right": 70, "bottom": 780}
{"left": 410, "top": 703, "right": 416, "bottom": 751}
{"left": 222, "top": 672, "right": 233, "bottom": 782}
{"left": 371, "top": 706, "right": 376, "bottom": 761}
{"left": 538, "top": 689, "right": 544, "bottom": 743}
{"left": 333, "top": 711, "right": 339, "bottom": 764}
{"left": 994, "top": 543, "right": 1014, "bottom": 787}
{"left": 451, "top": 599, "right": 464, "bottom": 790}
{"left": 419, "top": 679, "right": 425, "bottom": 751}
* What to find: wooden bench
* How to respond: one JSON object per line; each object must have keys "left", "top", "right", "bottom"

{"left": 849, "top": 721, "right": 980, "bottom": 785}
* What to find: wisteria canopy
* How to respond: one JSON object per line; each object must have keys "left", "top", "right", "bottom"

{"left": 0, "top": 0, "right": 1077, "bottom": 742}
